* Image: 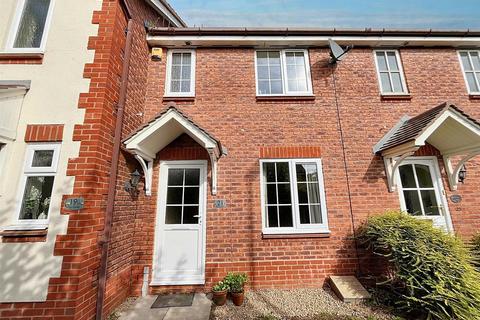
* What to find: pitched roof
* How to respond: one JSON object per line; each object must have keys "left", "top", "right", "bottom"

{"left": 123, "top": 102, "right": 222, "bottom": 150}
{"left": 374, "top": 102, "right": 480, "bottom": 153}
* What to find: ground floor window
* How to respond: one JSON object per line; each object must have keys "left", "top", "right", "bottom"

{"left": 16, "top": 143, "right": 60, "bottom": 224}
{"left": 260, "top": 159, "right": 329, "bottom": 234}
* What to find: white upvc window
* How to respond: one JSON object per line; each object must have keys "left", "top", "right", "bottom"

{"left": 260, "top": 159, "right": 329, "bottom": 235}
{"left": 14, "top": 143, "right": 60, "bottom": 227}
{"left": 6, "top": 0, "right": 55, "bottom": 52}
{"left": 255, "top": 49, "right": 313, "bottom": 96}
{"left": 0, "top": 142, "right": 6, "bottom": 195}
{"left": 458, "top": 50, "right": 480, "bottom": 94}
{"left": 374, "top": 50, "right": 408, "bottom": 95}
{"left": 165, "top": 49, "right": 196, "bottom": 97}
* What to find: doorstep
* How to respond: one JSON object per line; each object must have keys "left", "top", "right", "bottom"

{"left": 118, "top": 293, "right": 211, "bottom": 320}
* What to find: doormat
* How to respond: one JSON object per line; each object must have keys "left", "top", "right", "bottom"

{"left": 151, "top": 293, "right": 194, "bottom": 308}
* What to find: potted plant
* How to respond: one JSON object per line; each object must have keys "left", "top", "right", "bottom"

{"left": 224, "top": 272, "right": 248, "bottom": 306}
{"left": 211, "top": 280, "right": 229, "bottom": 306}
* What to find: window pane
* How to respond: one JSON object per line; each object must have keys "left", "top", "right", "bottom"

{"left": 256, "top": 51, "right": 268, "bottom": 65}
{"left": 460, "top": 52, "right": 472, "bottom": 71}
{"left": 305, "top": 164, "right": 318, "bottom": 182}
{"left": 310, "top": 204, "right": 322, "bottom": 224}
{"left": 168, "top": 169, "right": 183, "bottom": 185}
{"left": 183, "top": 206, "right": 199, "bottom": 224}
{"left": 270, "top": 80, "right": 283, "bottom": 94}
{"left": 471, "top": 52, "right": 480, "bottom": 70}
{"left": 391, "top": 72, "right": 404, "bottom": 92}
{"left": 376, "top": 52, "right": 388, "bottom": 71}
{"left": 172, "top": 53, "right": 182, "bottom": 64}
{"left": 171, "top": 65, "right": 181, "bottom": 80}
{"left": 263, "top": 163, "right": 276, "bottom": 182}
{"left": 269, "top": 66, "right": 282, "bottom": 80}
{"left": 308, "top": 183, "right": 320, "bottom": 203}
{"left": 181, "top": 66, "right": 191, "bottom": 79}
{"left": 299, "top": 205, "right": 310, "bottom": 224}
{"left": 399, "top": 165, "right": 416, "bottom": 188}
{"left": 268, "top": 51, "right": 281, "bottom": 65}
{"left": 258, "top": 80, "right": 270, "bottom": 94}
{"left": 296, "top": 79, "right": 307, "bottom": 92}
{"left": 277, "top": 184, "right": 291, "bottom": 204}
{"left": 297, "top": 183, "right": 308, "bottom": 203}
{"left": 287, "top": 80, "right": 298, "bottom": 92}
{"left": 180, "top": 80, "right": 191, "bottom": 92}
{"left": 14, "top": 0, "right": 51, "bottom": 48}
{"left": 276, "top": 162, "right": 290, "bottom": 182}
{"left": 421, "top": 190, "right": 440, "bottom": 216}
{"left": 380, "top": 73, "right": 392, "bottom": 92}
{"left": 415, "top": 165, "right": 433, "bottom": 188}
{"left": 32, "top": 150, "right": 54, "bottom": 167}
{"left": 166, "top": 187, "right": 183, "bottom": 204}
{"left": 165, "top": 206, "right": 182, "bottom": 224}
{"left": 266, "top": 184, "right": 277, "bottom": 204}
{"left": 386, "top": 52, "right": 399, "bottom": 71}
{"left": 267, "top": 206, "right": 278, "bottom": 227}
{"left": 278, "top": 206, "right": 293, "bottom": 227}
{"left": 403, "top": 190, "right": 422, "bottom": 216}
{"left": 171, "top": 80, "right": 181, "bottom": 92}
{"left": 257, "top": 66, "right": 269, "bottom": 80}
{"left": 296, "top": 164, "right": 307, "bottom": 182}
{"left": 466, "top": 73, "right": 479, "bottom": 92}
{"left": 181, "top": 53, "right": 191, "bottom": 65}
{"left": 184, "top": 187, "right": 199, "bottom": 204}
{"left": 19, "top": 176, "right": 54, "bottom": 220}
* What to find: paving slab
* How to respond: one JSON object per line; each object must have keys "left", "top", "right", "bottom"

{"left": 329, "top": 275, "right": 371, "bottom": 303}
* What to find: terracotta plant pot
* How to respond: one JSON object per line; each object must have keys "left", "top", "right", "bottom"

{"left": 231, "top": 291, "right": 244, "bottom": 306}
{"left": 212, "top": 289, "right": 228, "bottom": 306}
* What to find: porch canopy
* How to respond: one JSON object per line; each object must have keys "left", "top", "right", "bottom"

{"left": 123, "top": 103, "right": 225, "bottom": 195}
{"left": 373, "top": 102, "right": 480, "bottom": 192}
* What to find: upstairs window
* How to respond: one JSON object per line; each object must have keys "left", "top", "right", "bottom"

{"left": 458, "top": 51, "right": 480, "bottom": 94}
{"left": 8, "top": 0, "right": 53, "bottom": 51}
{"left": 255, "top": 49, "right": 313, "bottom": 96}
{"left": 374, "top": 50, "right": 408, "bottom": 94}
{"left": 260, "top": 159, "right": 329, "bottom": 234}
{"left": 165, "top": 49, "right": 196, "bottom": 97}
{"left": 16, "top": 144, "right": 60, "bottom": 225}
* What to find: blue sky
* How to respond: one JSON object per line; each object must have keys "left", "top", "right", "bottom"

{"left": 169, "top": 0, "right": 480, "bottom": 29}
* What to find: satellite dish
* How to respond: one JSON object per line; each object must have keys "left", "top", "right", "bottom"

{"left": 328, "top": 39, "right": 352, "bottom": 64}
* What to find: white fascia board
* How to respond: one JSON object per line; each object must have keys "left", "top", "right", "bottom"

{"left": 147, "top": 35, "right": 480, "bottom": 48}
{"left": 147, "top": 0, "right": 185, "bottom": 27}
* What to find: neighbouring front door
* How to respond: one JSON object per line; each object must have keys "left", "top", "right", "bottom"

{"left": 152, "top": 161, "right": 207, "bottom": 285}
{"left": 396, "top": 157, "right": 453, "bottom": 231}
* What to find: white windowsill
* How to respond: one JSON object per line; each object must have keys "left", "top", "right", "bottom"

{"left": 3, "top": 223, "right": 48, "bottom": 231}
{"left": 262, "top": 229, "right": 331, "bottom": 235}
{"left": 380, "top": 92, "right": 410, "bottom": 96}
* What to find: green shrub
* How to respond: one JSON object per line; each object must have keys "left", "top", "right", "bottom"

{"left": 469, "top": 233, "right": 480, "bottom": 270}
{"left": 358, "top": 211, "right": 480, "bottom": 320}
{"left": 212, "top": 280, "right": 229, "bottom": 292}
{"left": 223, "top": 272, "right": 248, "bottom": 293}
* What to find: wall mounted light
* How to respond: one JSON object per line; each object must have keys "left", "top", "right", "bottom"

{"left": 458, "top": 165, "right": 467, "bottom": 184}
{"left": 124, "top": 169, "right": 142, "bottom": 194}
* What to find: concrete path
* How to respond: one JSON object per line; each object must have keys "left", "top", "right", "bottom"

{"left": 118, "top": 293, "right": 211, "bottom": 320}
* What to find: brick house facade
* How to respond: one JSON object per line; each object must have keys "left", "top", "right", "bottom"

{"left": 1, "top": 1, "right": 480, "bottom": 319}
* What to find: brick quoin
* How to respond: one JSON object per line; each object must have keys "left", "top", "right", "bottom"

{"left": 24, "top": 124, "right": 64, "bottom": 142}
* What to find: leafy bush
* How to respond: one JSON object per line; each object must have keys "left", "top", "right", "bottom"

{"left": 212, "top": 280, "right": 229, "bottom": 292}
{"left": 223, "top": 272, "right": 248, "bottom": 293}
{"left": 469, "top": 233, "right": 480, "bottom": 271}
{"left": 358, "top": 211, "right": 480, "bottom": 320}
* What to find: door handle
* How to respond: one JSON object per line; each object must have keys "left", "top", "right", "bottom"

{"left": 193, "top": 215, "right": 200, "bottom": 218}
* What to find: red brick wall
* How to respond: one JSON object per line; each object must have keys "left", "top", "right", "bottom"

{"left": 24, "top": 124, "right": 64, "bottom": 142}
{"left": 123, "top": 46, "right": 480, "bottom": 294}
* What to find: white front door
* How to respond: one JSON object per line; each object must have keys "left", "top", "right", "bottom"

{"left": 396, "top": 157, "right": 453, "bottom": 231}
{"left": 152, "top": 161, "right": 207, "bottom": 285}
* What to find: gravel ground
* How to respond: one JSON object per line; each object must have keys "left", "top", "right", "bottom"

{"left": 210, "top": 287, "right": 395, "bottom": 320}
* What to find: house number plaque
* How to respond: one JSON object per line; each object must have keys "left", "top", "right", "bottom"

{"left": 64, "top": 197, "right": 85, "bottom": 210}
{"left": 450, "top": 195, "right": 462, "bottom": 203}
{"left": 214, "top": 199, "right": 227, "bottom": 208}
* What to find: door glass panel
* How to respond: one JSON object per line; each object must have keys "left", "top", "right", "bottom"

{"left": 184, "top": 187, "right": 199, "bottom": 204}
{"left": 185, "top": 169, "right": 200, "bottom": 185}
{"left": 166, "top": 187, "right": 183, "bottom": 204}
{"left": 399, "top": 165, "right": 416, "bottom": 188}
{"left": 415, "top": 164, "right": 434, "bottom": 188}
{"left": 183, "top": 206, "right": 199, "bottom": 224}
{"left": 421, "top": 190, "right": 440, "bottom": 216}
{"left": 403, "top": 190, "right": 422, "bottom": 216}
{"left": 168, "top": 169, "right": 184, "bottom": 185}
{"left": 165, "top": 206, "right": 182, "bottom": 224}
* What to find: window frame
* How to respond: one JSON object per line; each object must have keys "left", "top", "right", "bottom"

{"left": 254, "top": 49, "right": 313, "bottom": 97}
{"left": 0, "top": 141, "right": 7, "bottom": 196}
{"left": 14, "top": 143, "right": 61, "bottom": 227}
{"left": 259, "top": 158, "right": 329, "bottom": 235}
{"left": 457, "top": 50, "right": 480, "bottom": 94}
{"left": 373, "top": 49, "right": 409, "bottom": 95}
{"left": 164, "top": 49, "right": 196, "bottom": 97}
{"left": 5, "top": 0, "right": 55, "bottom": 53}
